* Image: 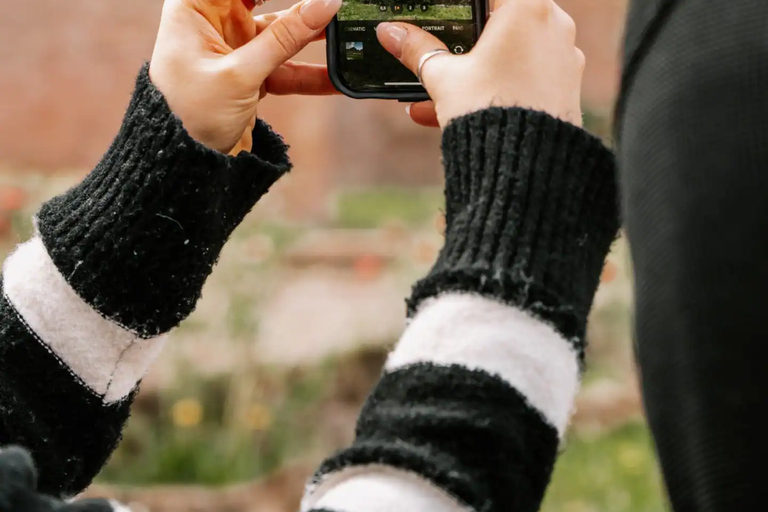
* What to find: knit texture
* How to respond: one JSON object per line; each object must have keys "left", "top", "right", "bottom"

{"left": 1, "top": 65, "right": 290, "bottom": 498}
{"left": 408, "top": 108, "right": 619, "bottom": 359}
{"left": 36, "top": 64, "right": 291, "bottom": 338}
{"left": 618, "top": 1, "right": 768, "bottom": 510}
{"left": 306, "top": 108, "right": 620, "bottom": 512}
{"left": 313, "top": 364, "right": 559, "bottom": 512}
{"left": 0, "top": 290, "right": 132, "bottom": 497}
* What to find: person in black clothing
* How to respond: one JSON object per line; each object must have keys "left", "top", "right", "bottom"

{"left": 617, "top": 1, "right": 768, "bottom": 510}
{"left": 1, "top": 0, "right": 618, "bottom": 511}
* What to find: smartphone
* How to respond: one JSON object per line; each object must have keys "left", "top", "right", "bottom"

{"left": 326, "top": 0, "right": 487, "bottom": 101}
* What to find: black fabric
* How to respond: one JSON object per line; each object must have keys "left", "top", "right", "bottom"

{"left": 315, "top": 364, "right": 559, "bottom": 512}
{"left": 310, "top": 108, "right": 619, "bottom": 512}
{"left": 409, "top": 108, "right": 619, "bottom": 360}
{"left": 0, "top": 446, "right": 115, "bottom": 512}
{"left": 618, "top": 1, "right": 768, "bottom": 510}
{"left": 0, "top": 286, "right": 132, "bottom": 497}
{"left": 1, "top": 65, "right": 290, "bottom": 498}
{"left": 36, "top": 64, "right": 291, "bottom": 338}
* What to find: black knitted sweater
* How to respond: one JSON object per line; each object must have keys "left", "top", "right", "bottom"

{"left": 0, "top": 65, "right": 618, "bottom": 512}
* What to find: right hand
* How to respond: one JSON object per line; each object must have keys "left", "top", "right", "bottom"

{"left": 376, "top": 0, "right": 584, "bottom": 129}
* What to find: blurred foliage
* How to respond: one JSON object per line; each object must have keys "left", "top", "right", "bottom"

{"left": 5, "top": 177, "right": 664, "bottom": 510}
{"left": 99, "top": 364, "right": 331, "bottom": 485}
{"left": 543, "top": 424, "right": 668, "bottom": 512}
{"left": 335, "top": 186, "right": 443, "bottom": 228}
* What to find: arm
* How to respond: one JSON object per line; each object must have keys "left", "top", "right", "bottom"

{"left": 302, "top": 107, "right": 618, "bottom": 512}
{"left": 300, "top": 4, "right": 618, "bottom": 511}
{"left": 300, "top": 4, "right": 617, "bottom": 511}
{"left": 0, "top": 0, "right": 342, "bottom": 500}
{"left": 0, "top": 65, "right": 289, "bottom": 498}
{"left": 618, "top": 0, "right": 768, "bottom": 509}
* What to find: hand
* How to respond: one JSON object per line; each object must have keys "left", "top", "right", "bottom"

{"left": 149, "top": 0, "right": 341, "bottom": 155}
{"left": 376, "top": 0, "right": 584, "bottom": 129}
{"left": 0, "top": 446, "right": 123, "bottom": 512}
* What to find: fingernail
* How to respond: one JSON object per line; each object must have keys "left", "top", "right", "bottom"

{"left": 405, "top": 104, "right": 412, "bottom": 116}
{"left": 300, "top": 0, "right": 342, "bottom": 30}
{"left": 376, "top": 23, "right": 407, "bottom": 58}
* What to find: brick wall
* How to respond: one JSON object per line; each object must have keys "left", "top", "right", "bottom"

{"left": 0, "top": 0, "right": 627, "bottom": 219}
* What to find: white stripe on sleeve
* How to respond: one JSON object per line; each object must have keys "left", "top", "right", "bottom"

{"left": 386, "top": 293, "right": 580, "bottom": 436}
{"left": 3, "top": 236, "right": 165, "bottom": 403}
{"left": 302, "top": 466, "right": 470, "bottom": 512}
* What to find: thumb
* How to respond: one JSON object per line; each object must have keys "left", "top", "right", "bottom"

{"left": 376, "top": 22, "right": 451, "bottom": 87}
{"left": 235, "top": 0, "right": 341, "bottom": 79}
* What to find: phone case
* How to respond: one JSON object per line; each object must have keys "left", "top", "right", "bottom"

{"left": 326, "top": 0, "right": 487, "bottom": 101}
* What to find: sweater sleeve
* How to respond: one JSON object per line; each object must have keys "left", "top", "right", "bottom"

{"left": 302, "top": 108, "right": 619, "bottom": 512}
{"left": 0, "top": 64, "right": 290, "bottom": 498}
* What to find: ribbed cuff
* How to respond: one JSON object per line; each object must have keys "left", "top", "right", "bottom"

{"left": 36, "top": 64, "right": 291, "bottom": 337}
{"left": 408, "top": 108, "right": 619, "bottom": 359}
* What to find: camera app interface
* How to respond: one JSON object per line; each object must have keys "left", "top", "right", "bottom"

{"left": 336, "top": 0, "right": 477, "bottom": 90}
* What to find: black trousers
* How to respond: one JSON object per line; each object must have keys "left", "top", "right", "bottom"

{"left": 618, "top": 1, "right": 768, "bottom": 510}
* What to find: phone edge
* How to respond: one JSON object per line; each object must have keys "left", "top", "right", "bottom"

{"left": 325, "top": 0, "right": 488, "bottom": 102}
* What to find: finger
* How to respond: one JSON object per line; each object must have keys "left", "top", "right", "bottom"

{"left": 254, "top": 11, "right": 327, "bottom": 41}
{"left": 408, "top": 101, "right": 440, "bottom": 128}
{"left": 236, "top": 0, "right": 341, "bottom": 79}
{"left": 177, "top": 0, "right": 257, "bottom": 49}
{"left": 0, "top": 446, "right": 38, "bottom": 489}
{"left": 253, "top": 10, "right": 287, "bottom": 31}
{"left": 265, "top": 62, "right": 339, "bottom": 95}
{"left": 479, "top": 0, "right": 551, "bottom": 52}
{"left": 375, "top": 22, "right": 451, "bottom": 87}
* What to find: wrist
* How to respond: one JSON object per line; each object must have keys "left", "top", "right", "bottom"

{"left": 36, "top": 64, "right": 290, "bottom": 337}
{"left": 148, "top": 61, "right": 254, "bottom": 155}
{"left": 412, "top": 107, "right": 619, "bottom": 360}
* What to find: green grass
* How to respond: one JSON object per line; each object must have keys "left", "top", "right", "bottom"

{"left": 542, "top": 423, "right": 669, "bottom": 512}
{"left": 335, "top": 186, "right": 443, "bottom": 228}
{"left": 98, "top": 367, "right": 329, "bottom": 485}
{"left": 339, "top": 2, "right": 472, "bottom": 21}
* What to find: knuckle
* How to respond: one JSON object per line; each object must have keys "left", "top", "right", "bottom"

{"left": 575, "top": 48, "right": 586, "bottom": 71}
{"left": 562, "top": 12, "right": 577, "bottom": 38}
{"left": 402, "top": 33, "right": 426, "bottom": 66}
{"left": 520, "top": 0, "right": 551, "bottom": 20}
{"left": 270, "top": 18, "right": 302, "bottom": 56}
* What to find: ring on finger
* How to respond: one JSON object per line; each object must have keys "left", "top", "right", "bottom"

{"left": 417, "top": 48, "right": 450, "bottom": 85}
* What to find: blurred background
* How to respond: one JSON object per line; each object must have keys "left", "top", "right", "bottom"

{"left": 0, "top": 1, "right": 669, "bottom": 511}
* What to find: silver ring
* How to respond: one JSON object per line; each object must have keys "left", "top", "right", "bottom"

{"left": 417, "top": 49, "right": 450, "bottom": 85}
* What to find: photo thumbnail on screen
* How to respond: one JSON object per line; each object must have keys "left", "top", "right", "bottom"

{"left": 345, "top": 41, "right": 365, "bottom": 60}
{"left": 338, "top": 0, "right": 473, "bottom": 21}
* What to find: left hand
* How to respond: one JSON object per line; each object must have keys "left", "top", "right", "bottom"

{"left": 150, "top": 0, "right": 341, "bottom": 155}
{"left": 0, "top": 446, "right": 123, "bottom": 512}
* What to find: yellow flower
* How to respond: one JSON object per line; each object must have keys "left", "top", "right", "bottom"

{"left": 243, "top": 403, "right": 273, "bottom": 431}
{"left": 617, "top": 442, "right": 645, "bottom": 474}
{"left": 172, "top": 398, "right": 203, "bottom": 428}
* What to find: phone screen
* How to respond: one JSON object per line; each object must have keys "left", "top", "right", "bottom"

{"left": 334, "top": 0, "right": 479, "bottom": 92}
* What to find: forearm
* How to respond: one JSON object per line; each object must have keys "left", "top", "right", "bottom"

{"left": 304, "top": 108, "right": 619, "bottom": 512}
{"left": 0, "top": 65, "right": 290, "bottom": 498}
{"left": 618, "top": 1, "right": 768, "bottom": 509}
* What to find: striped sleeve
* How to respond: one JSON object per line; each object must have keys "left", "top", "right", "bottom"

{"left": 0, "top": 64, "right": 290, "bottom": 498}
{"left": 302, "top": 109, "right": 619, "bottom": 512}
